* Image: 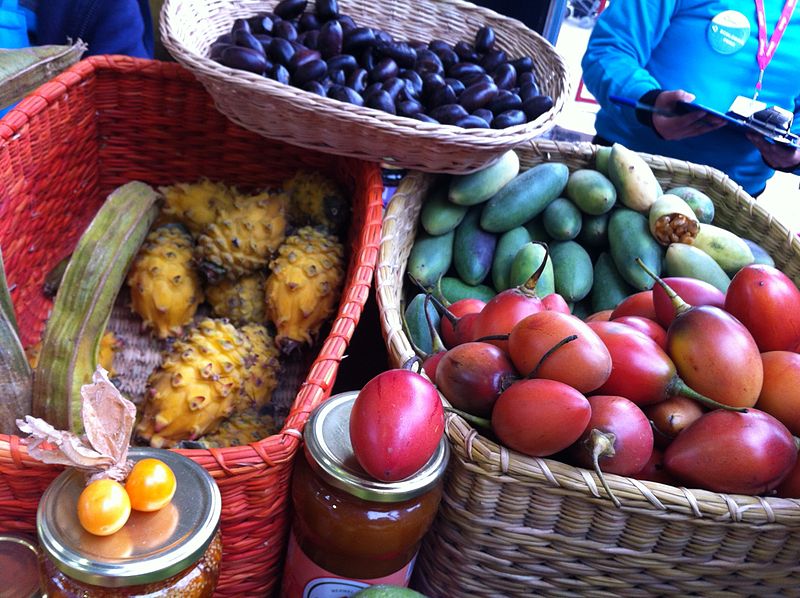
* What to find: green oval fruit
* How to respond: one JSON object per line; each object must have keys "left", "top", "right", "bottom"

{"left": 668, "top": 186, "right": 715, "bottom": 224}
{"left": 566, "top": 168, "right": 617, "bottom": 215}
{"left": 509, "top": 242, "right": 555, "bottom": 296}
{"left": 542, "top": 197, "right": 582, "bottom": 241}
{"left": 449, "top": 150, "right": 520, "bottom": 206}
{"left": 420, "top": 185, "right": 468, "bottom": 235}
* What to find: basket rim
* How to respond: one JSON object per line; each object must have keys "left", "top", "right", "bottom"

{"left": 0, "top": 55, "right": 385, "bottom": 477}
{"left": 375, "top": 139, "right": 800, "bottom": 524}
{"left": 159, "top": 0, "right": 572, "bottom": 146}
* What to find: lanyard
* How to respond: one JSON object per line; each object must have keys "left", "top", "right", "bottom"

{"left": 753, "top": 0, "right": 798, "bottom": 98}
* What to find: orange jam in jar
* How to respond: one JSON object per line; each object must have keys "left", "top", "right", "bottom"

{"left": 281, "top": 391, "right": 448, "bottom": 596}
{"left": 37, "top": 448, "right": 222, "bottom": 597}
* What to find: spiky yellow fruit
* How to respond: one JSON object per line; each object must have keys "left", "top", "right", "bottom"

{"left": 136, "top": 318, "right": 253, "bottom": 448}
{"left": 205, "top": 272, "right": 267, "bottom": 324}
{"left": 127, "top": 225, "right": 204, "bottom": 339}
{"left": 265, "top": 227, "right": 345, "bottom": 353}
{"left": 97, "top": 331, "right": 121, "bottom": 378}
{"left": 284, "top": 169, "right": 350, "bottom": 232}
{"left": 196, "top": 406, "right": 276, "bottom": 448}
{"left": 158, "top": 179, "right": 235, "bottom": 236}
{"left": 196, "top": 189, "right": 288, "bottom": 282}
{"left": 240, "top": 323, "right": 280, "bottom": 408}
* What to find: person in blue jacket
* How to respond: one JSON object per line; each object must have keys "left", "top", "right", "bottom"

{"left": 581, "top": 0, "right": 800, "bottom": 197}
{"left": 1, "top": 0, "right": 153, "bottom": 58}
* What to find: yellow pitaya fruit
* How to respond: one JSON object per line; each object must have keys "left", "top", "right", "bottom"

{"left": 284, "top": 169, "right": 350, "bottom": 233}
{"left": 265, "top": 226, "right": 345, "bottom": 353}
{"left": 240, "top": 323, "right": 280, "bottom": 408}
{"left": 196, "top": 189, "right": 288, "bottom": 282}
{"left": 127, "top": 225, "right": 204, "bottom": 339}
{"left": 205, "top": 272, "right": 267, "bottom": 325}
{"left": 136, "top": 318, "right": 253, "bottom": 448}
{"left": 195, "top": 406, "right": 276, "bottom": 448}
{"left": 157, "top": 179, "right": 235, "bottom": 236}
{"left": 97, "top": 331, "right": 121, "bottom": 378}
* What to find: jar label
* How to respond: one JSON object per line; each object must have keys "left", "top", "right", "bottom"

{"left": 281, "top": 532, "right": 417, "bottom": 598}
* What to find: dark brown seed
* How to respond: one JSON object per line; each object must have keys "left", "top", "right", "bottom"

{"left": 487, "top": 90, "right": 522, "bottom": 114}
{"left": 329, "top": 68, "right": 346, "bottom": 86}
{"left": 413, "top": 112, "right": 438, "bottom": 123}
{"left": 369, "top": 58, "right": 399, "bottom": 82}
{"left": 299, "top": 13, "right": 321, "bottom": 31}
{"left": 433, "top": 47, "right": 459, "bottom": 71}
{"left": 479, "top": 49, "right": 507, "bottom": 73}
{"left": 232, "top": 18, "right": 250, "bottom": 34}
{"left": 475, "top": 26, "right": 495, "bottom": 53}
{"left": 459, "top": 81, "right": 499, "bottom": 112}
{"left": 456, "top": 114, "right": 490, "bottom": 128}
{"left": 522, "top": 95, "right": 554, "bottom": 119}
{"left": 289, "top": 48, "right": 321, "bottom": 71}
{"left": 519, "top": 81, "right": 541, "bottom": 101}
{"left": 399, "top": 69, "right": 423, "bottom": 96}
{"left": 492, "top": 63, "right": 517, "bottom": 90}
{"left": 448, "top": 62, "right": 484, "bottom": 80}
{"left": 316, "top": 0, "right": 339, "bottom": 20}
{"left": 375, "top": 41, "right": 417, "bottom": 69}
{"left": 445, "top": 77, "right": 465, "bottom": 95}
{"left": 318, "top": 19, "right": 343, "bottom": 58}
{"left": 274, "top": 0, "right": 307, "bottom": 20}
{"left": 511, "top": 56, "right": 534, "bottom": 73}
{"left": 382, "top": 77, "right": 406, "bottom": 100}
{"left": 272, "top": 20, "right": 298, "bottom": 42}
{"left": 397, "top": 98, "right": 424, "bottom": 117}
{"left": 259, "top": 15, "right": 275, "bottom": 34}
{"left": 365, "top": 89, "right": 396, "bottom": 114}
{"left": 268, "top": 37, "right": 295, "bottom": 64}
{"left": 343, "top": 27, "right": 376, "bottom": 52}
{"left": 472, "top": 108, "right": 493, "bottom": 125}
{"left": 271, "top": 63, "right": 291, "bottom": 84}
{"left": 415, "top": 49, "right": 443, "bottom": 75}
{"left": 302, "top": 80, "right": 326, "bottom": 95}
{"left": 492, "top": 109, "right": 526, "bottom": 128}
{"left": 346, "top": 67, "right": 368, "bottom": 92}
{"left": 234, "top": 30, "right": 263, "bottom": 53}
{"left": 454, "top": 40, "right": 479, "bottom": 63}
{"left": 221, "top": 46, "right": 267, "bottom": 74}
{"left": 429, "top": 84, "right": 457, "bottom": 108}
{"left": 327, "top": 53, "right": 358, "bottom": 73}
{"left": 328, "top": 84, "right": 364, "bottom": 106}
{"left": 292, "top": 59, "right": 327, "bottom": 84}
{"left": 428, "top": 39, "right": 452, "bottom": 53}
{"left": 299, "top": 29, "right": 320, "bottom": 49}
{"left": 429, "top": 102, "right": 468, "bottom": 124}
{"left": 337, "top": 14, "right": 356, "bottom": 32}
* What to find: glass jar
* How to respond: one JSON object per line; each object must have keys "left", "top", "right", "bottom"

{"left": 0, "top": 533, "right": 41, "bottom": 597}
{"left": 281, "top": 391, "right": 448, "bottom": 597}
{"left": 37, "top": 447, "right": 222, "bottom": 597}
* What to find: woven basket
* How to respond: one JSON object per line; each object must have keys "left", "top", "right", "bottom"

{"left": 159, "top": 0, "right": 570, "bottom": 174}
{"left": 375, "top": 140, "right": 800, "bottom": 596}
{"left": 0, "top": 56, "right": 383, "bottom": 597}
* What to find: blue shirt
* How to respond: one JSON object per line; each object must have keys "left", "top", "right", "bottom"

{"left": 582, "top": 0, "right": 800, "bottom": 195}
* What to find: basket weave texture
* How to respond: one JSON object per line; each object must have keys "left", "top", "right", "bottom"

{"left": 376, "top": 140, "right": 800, "bottom": 596}
{"left": 160, "top": 0, "right": 570, "bottom": 174}
{"left": 0, "top": 55, "right": 384, "bottom": 597}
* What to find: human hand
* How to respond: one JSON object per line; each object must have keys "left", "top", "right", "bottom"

{"left": 746, "top": 132, "right": 800, "bottom": 171}
{"left": 652, "top": 90, "right": 727, "bottom": 140}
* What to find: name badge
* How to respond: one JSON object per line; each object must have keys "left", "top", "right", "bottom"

{"left": 729, "top": 95, "right": 766, "bottom": 118}
{"left": 707, "top": 10, "right": 751, "bottom": 54}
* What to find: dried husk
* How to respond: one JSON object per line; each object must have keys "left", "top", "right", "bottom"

{"left": 0, "top": 246, "right": 31, "bottom": 434}
{"left": 0, "top": 42, "right": 87, "bottom": 109}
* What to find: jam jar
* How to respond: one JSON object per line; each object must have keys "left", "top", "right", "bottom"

{"left": 281, "top": 391, "right": 449, "bottom": 597}
{"left": 37, "top": 447, "right": 222, "bottom": 597}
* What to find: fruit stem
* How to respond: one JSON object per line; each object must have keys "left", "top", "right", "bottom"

{"left": 417, "top": 283, "right": 460, "bottom": 327}
{"left": 668, "top": 377, "right": 748, "bottom": 413}
{"left": 444, "top": 406, "right": 493, "bottom": 433}
{"left": 401, "top": 355, "right": 422, "bottom": 373}
{"left": 528, "top": 335, "right": 578, "bottom": 379}
{"left": 586, "top": 428, "right": 621, "bottom": 508}
{"left": 635, "top": 258, "right": 691, "bottom": 316}
{"left": 423, "top": 294, "right": 447, "bottom": 354}
{"left": 520, "top": 241, "right": 550, "bottom": 297}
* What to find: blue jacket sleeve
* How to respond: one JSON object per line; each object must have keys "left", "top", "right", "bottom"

{"left": 35, "top": 0, "right": 153, "bottom": 59}
{"left": 580, "top": 0, "right": 679, "bottom": 105}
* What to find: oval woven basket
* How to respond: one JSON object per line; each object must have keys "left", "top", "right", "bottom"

{"left": 0, "top": 56, "right": 384, "bottom": 597}
{"left": 375, "top": 140, "right": 800, "bottom": 596}
{"left": 159, "top": 0, "right": 570, "bottom": 174}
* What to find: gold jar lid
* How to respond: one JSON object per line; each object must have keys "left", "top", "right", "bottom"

{"left": 303, "top": 391, "right": 449, "bottom": 503}
{"left": 0, "top": 533, "right": 41, "bottom": 597}
{"left": 37, "top": 447, "right": 221, "bottom": 588}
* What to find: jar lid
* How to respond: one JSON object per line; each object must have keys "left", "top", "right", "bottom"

{"left": 0, "top": 533, "right": 41, "bottom": 597}
{"left": 37, "top": 447, "right": 221, "bottom": 588}
{"left": 304, "top": 391, "right": 449, "bottom": 503}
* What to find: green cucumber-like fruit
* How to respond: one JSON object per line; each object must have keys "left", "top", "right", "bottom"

{"left": 542, "top": 197, "right": 583, "bottom": 241}
{"left": 608, "top": 208, "right": 664, "bottom": 290}
{"left": 438, "top": 277, "right": 497, "bottom": 304}
{"left": 403, "top": 293, "right": 441, "bottom": 356}
{"left": 595, "top": 146, "right": 612, "bottom": 176}
{"left": 449, "top": 150, "right": 520, "bottom": 206}
{"left": 406, "top": 229, "right": 454, "bottom": 290}
{"left": 492, "top": 226, "right": 531, "bottom": 291}
{"left": 509, "top": 242, "right": 555, "bottom": 296}
{"left": 0, "top": 247, "right": 31, "bottom": 434}
{"left": 577, "top": 212, "right": 610, "bottom": 249}
{"left": 692, "top": 223, "right": 754, "bottom": 276}
{"left": 31, "top": 181, "right": 159, "bottom": 432}
{"left": 420, "top": 184, "right": 468, "bottom": 235}
{"left": 591, "top": 251, "right": 635, "bottom": 313}
{"left": 550, "top": 240, "right": 594, "bottom": 302}
{"left": 663, "top": 243, "right": 731, "bottom": 293}
{"left": 480, "top": 162, "right": 569, "bottom": 233}
{"left": 453, "top": 205, "right": 497, "bottom": 286}
{"left": 566, "top": 169, "right": 617, "bottom": 215}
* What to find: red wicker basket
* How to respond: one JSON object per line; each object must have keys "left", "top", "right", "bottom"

{"left": 0, "top": 55, "right": 383, "bottom": 597}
